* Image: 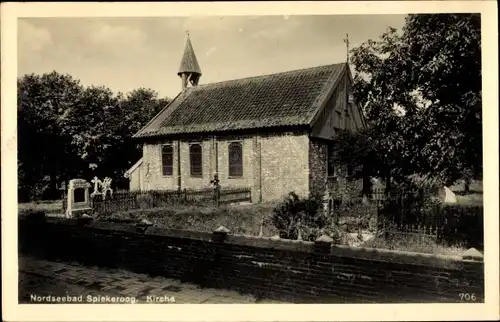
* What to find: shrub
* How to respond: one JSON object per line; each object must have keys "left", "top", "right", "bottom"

{"left": 20, "top": 210, "right": 47, "bottom": 225}
{"left": 379, "top": 195, "right": 483, "bottom": 250}
{"left": 437, "top": 203, "right": 483, "bottom": 248}
{"left": 271, "top": 192, "right": 333, "bottom": 241}
{"left": 136, "top": 194, "right": 155, "bottom": 209}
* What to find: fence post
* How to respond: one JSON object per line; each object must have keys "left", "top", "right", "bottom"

{"left": 184, "top": 188, "right": 187, "bottom": 202}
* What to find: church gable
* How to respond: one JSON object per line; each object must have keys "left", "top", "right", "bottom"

{"left": 310, "top": 70, "right": 365, "bottom": 140}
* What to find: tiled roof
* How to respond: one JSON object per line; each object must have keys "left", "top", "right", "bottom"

{"left": 134, "top": 63, "right": 347, "bottom": 138}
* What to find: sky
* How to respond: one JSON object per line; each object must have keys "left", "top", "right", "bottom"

{"left": 18, "top": 15, "right": 406, "bottom": 99}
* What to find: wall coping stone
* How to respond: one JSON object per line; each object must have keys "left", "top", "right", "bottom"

{"left": 214, "top": 225, "right": 231, "bottom": 233}
{"left": 315, "top": 234, "right": 334, "bottom": 243}
{"left": 138, "top": 219, "right": 153, "bottom": 226}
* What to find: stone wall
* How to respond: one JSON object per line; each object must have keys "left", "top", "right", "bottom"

{"left": 142, "top": 143, "right": 179, "bottom": 190}
{"left": 259, "top": 133, "right": 309, "bottom": 202}
{"left": 309, "top": 138, "right": 365, "bottom": 202}
{"left": 309, "top": 138, "right": 328, "bottom": 198}
{"left": 19, "top": 216, "right": 484, "bottom": 303}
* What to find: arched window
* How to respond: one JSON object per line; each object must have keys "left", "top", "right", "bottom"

{"left": 189, "top": 144, "right": 203, "bottom": 176}
{"left": 161, "top": 145, "right": 173, "bottom": 176}
{"left": 228, "top": 142, "right": 243, "bottom": 177}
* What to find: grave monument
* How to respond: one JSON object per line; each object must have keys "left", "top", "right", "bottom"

{"left": 65, "top": 179, "right": 92, "bottom": 218}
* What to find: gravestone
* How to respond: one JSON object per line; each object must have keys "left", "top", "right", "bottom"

{"left": 66, "top": 179, "right": 92, "bottom": 218}
{"left": 90, "top": 176, "right": 113, "bottom": 200}
{"left": 437, "top": 186, "right": 457, "bottom": 203}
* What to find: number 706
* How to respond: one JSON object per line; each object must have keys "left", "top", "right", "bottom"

{"left": 459, "top": 293, "right": 476, "bottom": 301}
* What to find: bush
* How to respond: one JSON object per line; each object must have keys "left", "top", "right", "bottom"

{"left": 379, "top": 196, "right": 483, "bottom": 250}
{"left": 271, "top": 192, "right": 342, "bottom": 242}
{"left": 19, "top": 210, "right": 46, "bottom": 223}
{"left": 136, "top": 194, "right": 155, "bottom": 209}
{"left": 438, "top": 203, "right": 483, "bottom": 248}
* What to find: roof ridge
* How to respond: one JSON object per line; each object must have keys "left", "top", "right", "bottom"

{"left": 193, "top": 63, "right": 346, "bottom": 89}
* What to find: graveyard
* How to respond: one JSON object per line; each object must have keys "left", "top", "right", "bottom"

{"left": 18, "top": 177, "right": 485, "bottom": 303}
{"left": 19, "top": 174, "right": 484, "bottom": 256}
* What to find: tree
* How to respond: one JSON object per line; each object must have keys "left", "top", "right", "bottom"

{"left": 18, "top": 71, "right": 171, "bottom": 200}
{"left": 18, "top": 72, "right": 85, "bottom": 200}
{"left": 344, "top": 14, "right": 481, "bottom": 187}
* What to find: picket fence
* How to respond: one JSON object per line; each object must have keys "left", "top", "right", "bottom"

{"left": 377, "top": 192, "right": 483, "bottom": 247}
{"left": 62, "top": 187, "right": 251, "bottom": 214}
{"left": 320, "top": 187, "right": 483, "bottom": 248}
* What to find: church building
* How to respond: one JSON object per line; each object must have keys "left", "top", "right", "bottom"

{"left": 125, "top": 35, "right": 366, "bottom": 203}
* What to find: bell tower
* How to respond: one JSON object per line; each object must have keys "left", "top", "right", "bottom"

{"left": 178, "top": 31, "right": 202, "bottom": 90}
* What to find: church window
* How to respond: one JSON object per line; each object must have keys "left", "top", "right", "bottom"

{"left": 228, "top": 142, "right": 243, "bottom": 177}
{"left": 161, "top": 144, "right": 173, "bottom": 176}
{"left": 189, "top": 144, "right": 203, "bottom": 177}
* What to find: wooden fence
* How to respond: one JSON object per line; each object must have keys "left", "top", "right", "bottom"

{"left": 87, "top": 187, "right": 251, "bottom": 215}
{"left": 377, "top": 192, "right": 483, "bottom": 248}
{"left": 319, "top": 187, "right": 483, "bottom": 248}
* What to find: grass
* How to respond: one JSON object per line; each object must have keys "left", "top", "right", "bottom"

{"left": 99, "top": 202, "right": 279, "bottom": 237}
{"left": 450, "top": 179, "right": 483, "bottom": 206}
{"left": 18, "top": 200, "right": 63, "bottom": 216}
{"left": 361, "top": 233, "right": 468, "bottom": 256}
{"left": 455, "top": 193, "right": 483, "bottom": 206}
{"left": 18, "top": 190, "right": 481, "bottom": 256}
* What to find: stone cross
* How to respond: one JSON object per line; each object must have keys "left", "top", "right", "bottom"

{"left": 101, "top": 177, "right": 113, "bottom": 200}
{"left": 91, "top": 176, "right": 102, "bottom": 197}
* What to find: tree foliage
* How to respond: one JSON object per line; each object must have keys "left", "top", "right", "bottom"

{"left": 338, "top": 14, "right": 482, "bottom": 186}
{"left": 18, "top": 71, "right": 170, "bottom": 201}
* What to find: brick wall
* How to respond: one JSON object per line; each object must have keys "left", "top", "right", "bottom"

{"left": 128, "top": 164, "right": 142, "bottom": 191}
{"left": 309, "top": 139, "right": 328, "bottom": 198}
{"left": 142, "top": 143, "right": 179, "bottom": 190}
{"left": 179, "top": 140, "right": 212, "bottom": 189}
{"left": 215, "top": 136, "right": 255, "bottom": 192}
{"left": 309, "top": 138, "right": 365, "bottom": 203}
{"left": 140, "top": 132, "right": 310, "bottom": 203}
{"left": 259, "top": 133, "right": 310, "bottom": 202}
{"left": 19, "top": 216, "right": 484, "bottom": 303}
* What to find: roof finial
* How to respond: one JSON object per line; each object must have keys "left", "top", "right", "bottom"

{"left": 343, "top": 33, "right": 350, "bottom": 64}
{"left": 186, "top": 29, "right": 190, "bottom": 37}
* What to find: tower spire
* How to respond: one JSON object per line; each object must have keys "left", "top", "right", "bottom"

{"left": 178, "top": 32, "right": 202, "bottom": 90}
